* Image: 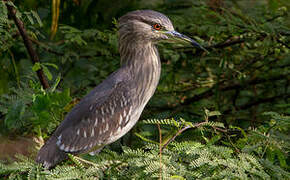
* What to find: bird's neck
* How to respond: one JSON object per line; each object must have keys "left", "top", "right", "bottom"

{"left": 120, "top": 42, "right": 159, "bottom": 66}
{"left": 120, "top": 42, "right": 161, "bottom": 104}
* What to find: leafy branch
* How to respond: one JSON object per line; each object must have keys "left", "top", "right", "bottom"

{"left": 3, "top": 0, "right": 49, "bottom": 89}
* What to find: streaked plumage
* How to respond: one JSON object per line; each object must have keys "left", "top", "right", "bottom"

{"left": 36, "top": 10, "right": 205, "bottom": 169}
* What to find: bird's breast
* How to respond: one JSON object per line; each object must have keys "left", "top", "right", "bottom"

{"left": 134, "top": 46, "right": 161, "bottom": 106}
{"left": 106, "top": 46, "right": 161, "bottom": 144}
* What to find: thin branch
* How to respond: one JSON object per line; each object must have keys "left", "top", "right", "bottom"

{"left": 149, "top": 73, "right": 288, "bottom": 114}
{"left": 157, "top": 124, "right": 162, "bottom": 180}
{"left": 177, "top": 36, "right": 245, "bottom": 52}
{"left": 29, "top": 37, "right": 64, "bottom": 56}
{"left": 161, "top": 122, "right": 207, "bottom": 151}
{"left": 226, "top": 134, "right": 240, "bottom": 153}
{"left": 161, "top": 125, "right": 191, "bottom": 152}
{"left": 160, "top": 122, "right": 229, "bottom": 152}
{"left": 213, "top": 126, "right": 227, "bottom": 133}
{"left": 4, "top": 0, "right": 49, "bottom": 89}
{"left": 209, "top": 37, "right": 245, "bottom": 49}
{"left": 180, "top": 26, "right": 286, "bottom": 53}
{"left": 10, "top": 31, "right": 103, "bottom": 59}
{"left": 29, "top": 37, "right": 102, "bottom": 59}
{"left": 238, "top": 93, "right": 290, "bottom": 110}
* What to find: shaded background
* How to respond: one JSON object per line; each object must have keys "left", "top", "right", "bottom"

{"left": 0, "top": 0, "right": 289, "bottom": 177}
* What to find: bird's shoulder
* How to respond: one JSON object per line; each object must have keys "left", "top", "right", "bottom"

{"left": 82, "top": 67, "right": 133, "bottom": 105}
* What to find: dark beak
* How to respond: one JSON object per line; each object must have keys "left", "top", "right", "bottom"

{"left": 165, "top": 31, "right": 208, "bottom": 53}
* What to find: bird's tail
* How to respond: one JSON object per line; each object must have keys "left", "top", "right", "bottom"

{"left": 36, "top": 136, "right": 67, "bottom": 169}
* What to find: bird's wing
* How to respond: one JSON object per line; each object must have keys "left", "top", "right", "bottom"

{"left": 52, "top": 68, "right": 135, "bottom": 153}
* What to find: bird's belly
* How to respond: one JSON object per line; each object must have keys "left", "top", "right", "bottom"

{"left": 102, "top": 68, "right": 160, "bottom": 146}
{"left": 105, "top": 105, "right": 144, "bottom": 144}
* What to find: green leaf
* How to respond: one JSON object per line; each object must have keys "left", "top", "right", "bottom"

{"left": 41, "top": 65, "right": 52, "bottom": 80}
{"left": 50, "top": 74, "right": 61, "bottom": 92}
{"left": 42, "top": 62, "right": 58, "bottom": 70}
{"left": 170, "top": 175, "right": 186, "bottom": 180}
{"left": 24, "top": 12, "right": 34, "bottom": 25}
{"left": 32, "top": 62, "right": 41, "bottom": 72}
{"left": 31, "top": 10, "right": 43, "bottom": 27}
{"left": 134, "top": 132, "right": 159, "bottom": 145}
{"left": 275, "top": 148, "right": 287, "bottom": 168}
{"left": 208, "top": 111, "right": 221, "bottom": 117}
{"left": 207, "top": 135, "right": 221, "bottom": 145}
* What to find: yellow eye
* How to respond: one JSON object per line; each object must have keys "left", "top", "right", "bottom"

{"left": 153, "top": 23, "right": 162, "bottom": 30}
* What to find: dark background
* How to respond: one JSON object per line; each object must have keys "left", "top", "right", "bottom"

{"left": 0, "top": 0, "right": 289, "bottom": 178}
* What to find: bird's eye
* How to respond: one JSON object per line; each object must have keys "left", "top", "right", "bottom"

{"left": 153, "top": 23, "right": 162, "bottom": 30}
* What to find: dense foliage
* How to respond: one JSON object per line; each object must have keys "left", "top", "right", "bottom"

{"left": 0, "top": 0, "right": 289, "bottom": 179}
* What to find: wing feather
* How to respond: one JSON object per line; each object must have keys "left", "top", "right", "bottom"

{"left": 52, "top": 68, "right": 134, "bottom": 153}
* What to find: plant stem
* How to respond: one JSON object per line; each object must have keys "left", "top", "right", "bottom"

{"left": 4, "top": 0, "right": 50, "bottom": 89}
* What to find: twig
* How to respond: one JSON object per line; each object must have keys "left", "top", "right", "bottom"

{"left": 208, "top": 37, "right": 244, "bottom": 49}
{"left": 157, "top": 124, "right": 162, "bottom": 180}
{"left": 160, "top": 121, "right": 230, "bottom": 153}
{"left": 4, "top": 0, "right": 49, "bottom": 89}
{"left": 149, "top": 74, "right": 288, "bottom": 114}
{"left": 161, "top": 122, "right": 208, "bottom": 152}
{"left": 29, "top": 36, "right": 102, "bottom": 59}
{"left": 237, "top": 93, "right": 290, "bottom": 110}
{"left": 177, "top": 36, "right": 245, "bottom": 52}
{"left": 213, "top": 126, "right": 227, "bottom": 133}
{"left": 29, "top": 37, "right": 63, "bottom": 56}
{"left": 226, "top": 134, "right": 240, "bottom": 153}
{"left": 10, "top": 31, "right": 103, "bottom": 59}
{"left": 161, "top": 125, "right": 191, "bottom": 152}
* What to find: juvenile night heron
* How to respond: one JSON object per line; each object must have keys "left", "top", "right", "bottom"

{"left": 36, "top": 10, "right": 206, "bottom": 168}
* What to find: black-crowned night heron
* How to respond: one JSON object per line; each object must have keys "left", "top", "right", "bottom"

{"left": 36, "top": 10, "right": 206, "bottom": 169}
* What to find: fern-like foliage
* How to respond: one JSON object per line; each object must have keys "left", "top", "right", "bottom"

{"left": 0, "top": 143, "right": 272, "bottom": 179}
{"left": 237, "top": 112, "right": 290, "bottom": 171}
{"left": 1, "top": 113, "right": 289, "bottom": 179}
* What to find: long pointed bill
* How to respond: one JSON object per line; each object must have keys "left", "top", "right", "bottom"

{"left": 165, "top": 31, "right": 208, "bottom": 53}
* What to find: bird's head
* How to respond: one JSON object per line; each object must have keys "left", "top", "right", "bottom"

{"left": 118, "top": 10, "right": 207, "bottom": 51}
